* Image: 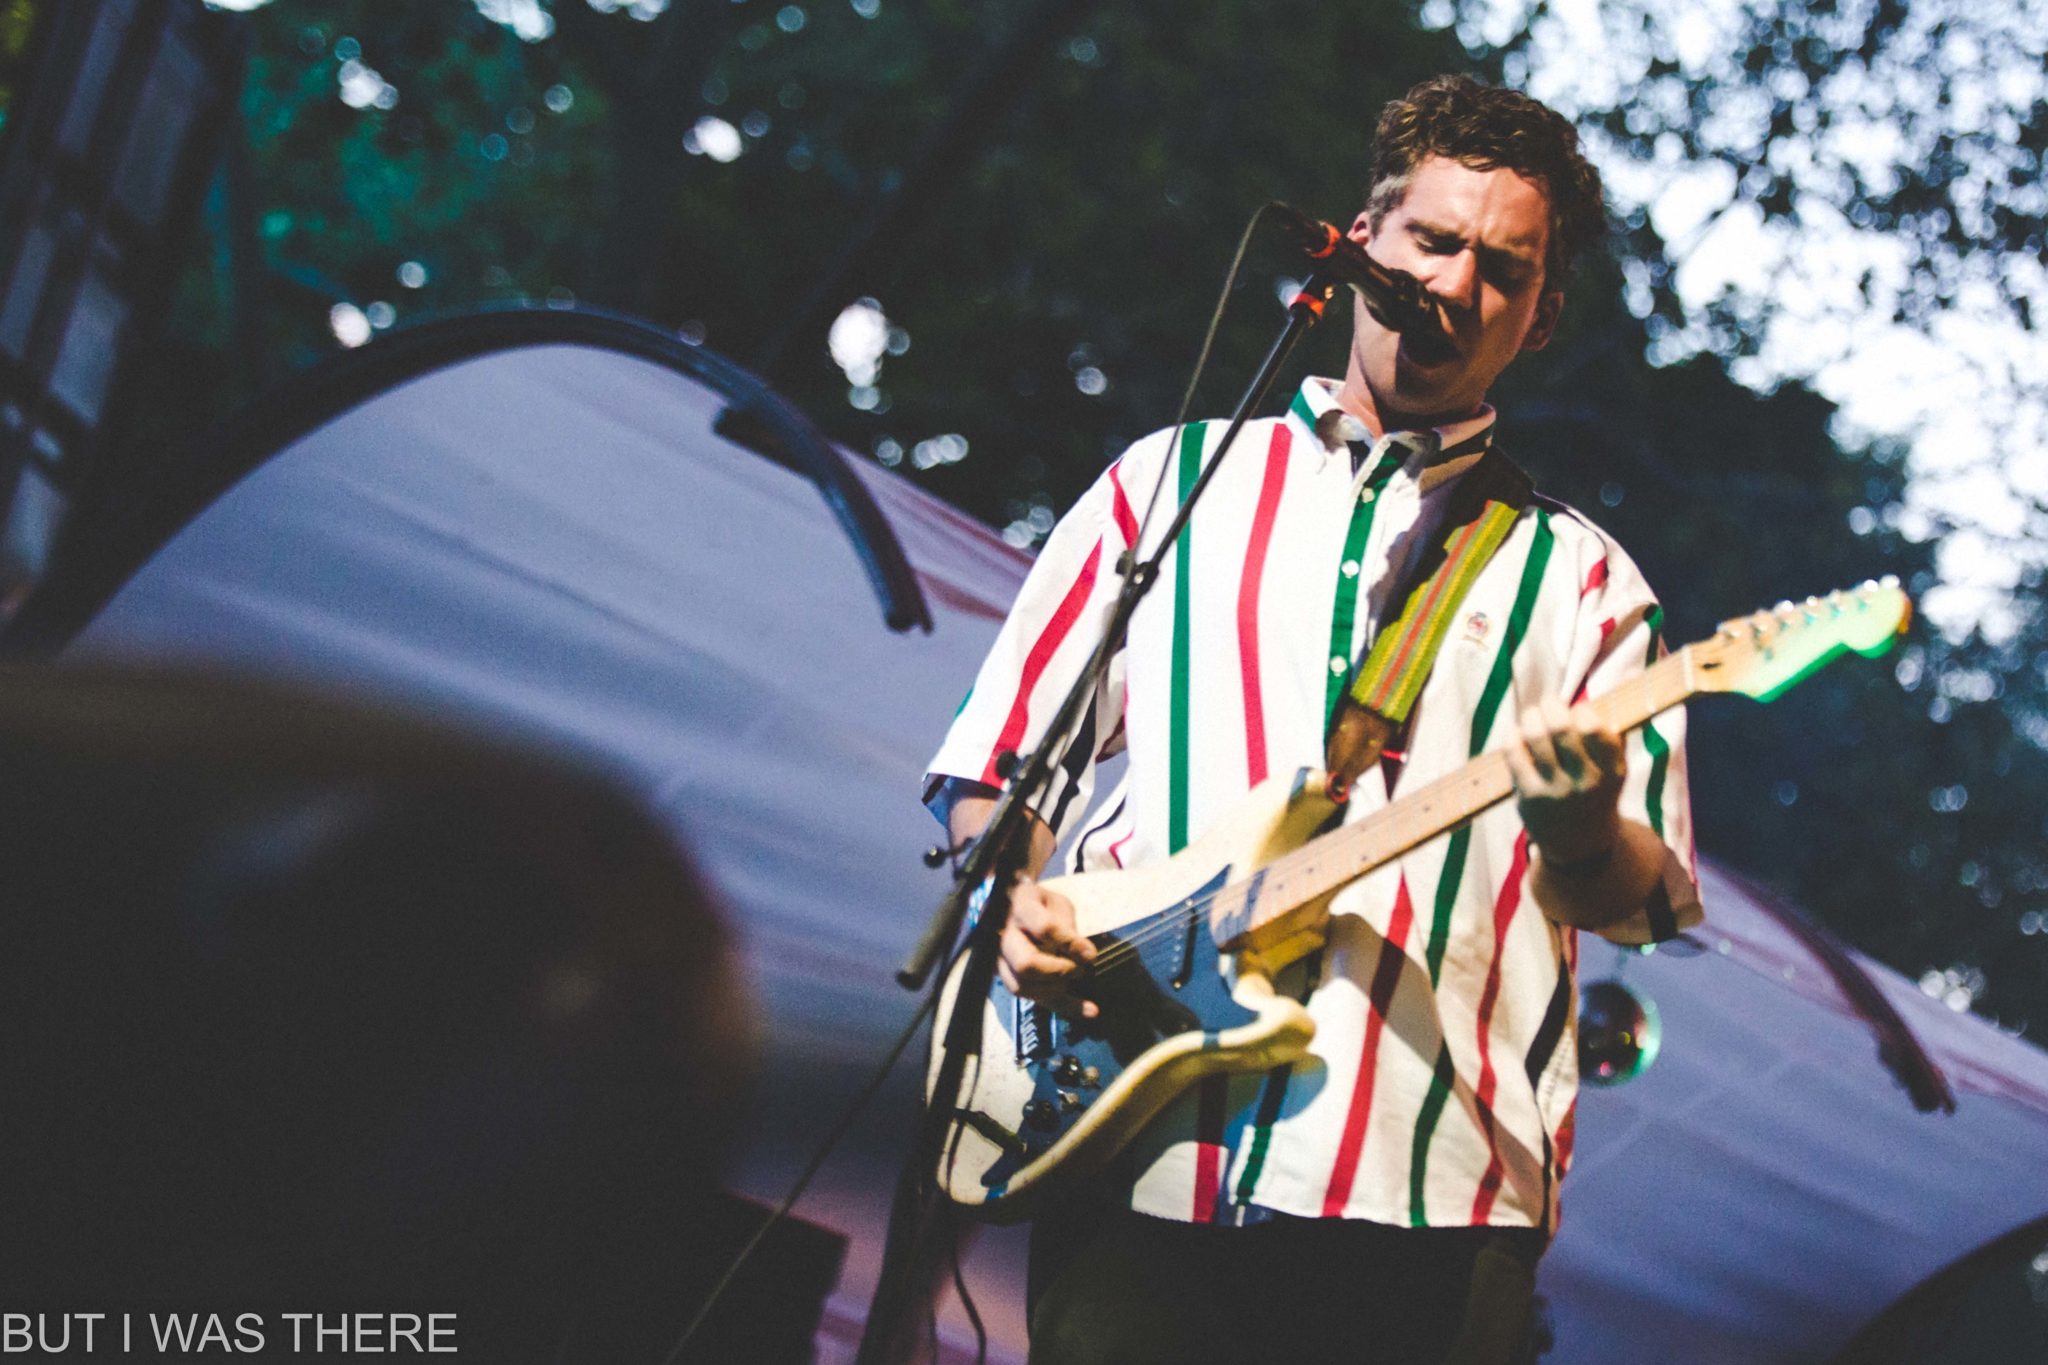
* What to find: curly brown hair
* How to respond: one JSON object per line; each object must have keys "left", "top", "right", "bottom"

{"left": 1365, "top": 75, "right": 1605, "bottom": 287}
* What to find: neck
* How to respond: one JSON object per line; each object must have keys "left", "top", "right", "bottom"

{"left": 1335, "top": 371, "right": 1480, "bottom": 438}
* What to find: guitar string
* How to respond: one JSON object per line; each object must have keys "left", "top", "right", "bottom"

{"left": 1067, "top": 653, "right": 1695, "bottom": 981}
{"left": 1009, "top": 609, "right": 1879, "bottom": 1054}
{"left": 1076, "top": 754, "right": 1507, "bottom": 979}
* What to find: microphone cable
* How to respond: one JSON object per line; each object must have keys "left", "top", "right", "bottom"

{"left": 654, "top": 199, "right": 1313, "bottom": 1365}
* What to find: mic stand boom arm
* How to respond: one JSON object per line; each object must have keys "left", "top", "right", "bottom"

{"left": 857, "top": 270, "right": 1346, "bottom": 1365}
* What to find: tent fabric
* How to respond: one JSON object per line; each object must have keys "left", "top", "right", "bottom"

{"left": 43, "top": 321, "right": 2048, "bottom": 1362}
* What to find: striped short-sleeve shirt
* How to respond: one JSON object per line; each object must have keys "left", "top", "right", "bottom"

{"left": 926, "top": 376, "right": 1702, "bottom": 1232}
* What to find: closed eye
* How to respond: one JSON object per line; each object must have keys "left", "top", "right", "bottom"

{"left": 1485, "top": 254, "right": 1537, "bottom": 289}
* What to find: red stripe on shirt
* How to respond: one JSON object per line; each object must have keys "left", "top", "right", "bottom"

{"left": 1469, "top": 831, "right": 1532, "bottom": 1223}
{"left": 1581, "top": 557, "right": 1608, "bottom": 597}
{"left": 1237, "top": 426, "right": 1292, "bottom": 786}
{"left": 1572, "top": 617, "right": 1620, "bottom": 704}
{"left": 1192, "top": 1077, "right": 1228, "bottom": 1222}
{"left": 983, "top": 537, "right": 1105, "bottom": 785}
{"left": 1108, "top": 461, "right": 1139, "bottom": 546}
{"left": 1322, "top": 876, "right": 1416, "bottom": 1216}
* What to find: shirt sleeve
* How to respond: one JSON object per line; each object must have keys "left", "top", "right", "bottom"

{"left": 922, "top": 444, "right": 1150, "bottom": 845}
{"left": 1559, "top": 534, "right": 1704, "bottom": 946}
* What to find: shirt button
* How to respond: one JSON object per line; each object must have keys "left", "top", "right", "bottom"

{"left": 1329, "top": 656, "right": 1347, "bottom": 675}
{"left": 1359, "top": 487, "right": 1377, "bottom": 504}
{"left": 1341, "top": 560, "right": 1360, "bottom": 578}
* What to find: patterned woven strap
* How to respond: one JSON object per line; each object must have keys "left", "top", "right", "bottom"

{"left": 1324, "top": 449, "right": 1533, "bottom": 799}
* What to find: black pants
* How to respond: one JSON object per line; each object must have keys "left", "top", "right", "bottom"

{"left": 1027, "top": 1201, "right": 1545, "bottom": 1365}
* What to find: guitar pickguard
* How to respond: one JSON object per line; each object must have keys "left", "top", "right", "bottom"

{"left": 950, "top": 868, "right": 1254, "bottom": 1195}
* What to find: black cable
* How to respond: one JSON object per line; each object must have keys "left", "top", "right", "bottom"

{"left": 668, "top": 202, "right": 1304, "bottom": 1364}
{"left": 1128, "top": 205, "right": 1283, "bottom": 549}
{"left": 1007, "top": 201, "right": 1279, "bottom": 861}
{"left": 948, "top": 1204, "right": 988, "bottom": 1365}
{"left": 656, "top": 981, "right": 941, "bottom": 1364}
{"left": 921, "top": 204, "right": 1281, "bottom": 1364}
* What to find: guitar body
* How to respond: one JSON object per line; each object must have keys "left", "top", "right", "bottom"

{"left": 928, "top": 771, "right": 1341, "bottom": 1221}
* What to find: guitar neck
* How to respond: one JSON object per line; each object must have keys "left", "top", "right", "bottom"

{"left": 1231, "top": 645, "right": 1698, "bottom": 937}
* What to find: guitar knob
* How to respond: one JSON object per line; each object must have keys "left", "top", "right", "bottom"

{"left": 1082, "top": 1066, "right": 1101, "bottom": 1087}
{"left": 1059, "top": 1091, "right": 1081, "bottom": 1112}
{"left": 1023, "top": 1099, "right": 1060, "bottom": 1130}
{"left": 1054, "top": 1054, "right": 1086, "bottom": 1085}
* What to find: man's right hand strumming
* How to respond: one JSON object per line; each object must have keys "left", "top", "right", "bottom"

{"left": 997, "top": 878, "right": 1098, "bottom": 1019}
{"left": 946, "top": 794, "right": 1098, "bottom": 1018}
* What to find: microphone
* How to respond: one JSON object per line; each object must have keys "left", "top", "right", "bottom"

{"left": 1268, "top": 203, "right": 1453, "bottom": 362}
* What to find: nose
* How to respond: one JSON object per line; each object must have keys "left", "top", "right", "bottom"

{"left": 1422, "top": 248, "right": 1479, "bottom": 312}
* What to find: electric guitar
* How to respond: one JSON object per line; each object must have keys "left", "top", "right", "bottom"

{"left": 928, "top": 581, "right": 1912, "bottom": 1220}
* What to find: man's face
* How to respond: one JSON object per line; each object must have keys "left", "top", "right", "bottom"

{"left": 1341, "top": 155, "right": 1563, "bottom": 427}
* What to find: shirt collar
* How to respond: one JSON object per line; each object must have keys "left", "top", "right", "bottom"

{"left": 1287, "top": 376, "right": 1495, "bottom": 480}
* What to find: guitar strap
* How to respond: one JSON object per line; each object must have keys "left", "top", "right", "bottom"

{"left": 1324, "top": 443, "right": 1534, "bottom": 801}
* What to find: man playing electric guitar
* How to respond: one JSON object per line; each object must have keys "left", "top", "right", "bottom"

{"left": 926, "top": 75, "right": 1702, "bottom": 1364}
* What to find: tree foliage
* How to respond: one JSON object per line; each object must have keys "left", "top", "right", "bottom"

{"left": 130, "top": 0, "right": 2048, "bottom": 1036}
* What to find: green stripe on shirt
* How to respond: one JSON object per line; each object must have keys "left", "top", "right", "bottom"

{"left": 1423, "top": 512, "right": 1554, "bottom": 984}
{"left": 1410, "top": 511, "right": 1554, "bottom": 1225}
{"left": 1323, "top": 455, "right": 1401, "bottom": 728}
{"left": 1168, "top": 423, "right": 1207, "bottom": 854}
{"left": 1640, "top": 604, "right": 1669, "bottom": 836}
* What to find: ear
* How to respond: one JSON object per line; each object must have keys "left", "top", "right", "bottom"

{"left": 1347, "top": 210, "right": 1373, "bottom": 247}
{"left": 1521, "top": 288, "right": 1564, "bottom": 353}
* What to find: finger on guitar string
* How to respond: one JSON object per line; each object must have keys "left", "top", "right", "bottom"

{"left": 999, "top": 879, "right": 1099, "bottom": 1018}
{"left": 1538, "top": 693, "right": 1590, "bottom": 784}
{"left": 1504, "top": 728, "right": 1545, "bottom": 802}
{"left": 1581, "top": 722, "right": 1626, "bottom": 779}
{"left": 1541, "top": 693, "right": 1627, "bottom": 795}
{"left": 1517, "top": 698, "right": 1566, "bottom": 793}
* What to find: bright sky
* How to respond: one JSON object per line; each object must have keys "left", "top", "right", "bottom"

{"left": 1436, "top": 0, "right": 2048, "bottom": 642}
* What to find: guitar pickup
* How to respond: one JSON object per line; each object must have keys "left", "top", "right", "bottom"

{"left": 1014, "top": 996, "right": 1054, "bottom": 1063}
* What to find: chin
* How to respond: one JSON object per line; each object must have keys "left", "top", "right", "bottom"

{"left": 1357, "top": 344, "right": 1475, "bottom": 422}
{"left": 1389, "top": 371, "right": 1474, "bottom": 418}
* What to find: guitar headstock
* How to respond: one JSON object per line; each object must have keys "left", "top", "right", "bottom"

{"left": 1690, "top": 579, "right": 1913, "bottom": 702}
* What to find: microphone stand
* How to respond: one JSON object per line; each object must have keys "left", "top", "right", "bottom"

{"left": 856, "top": 271, "right": 1347, "bottom": 1364}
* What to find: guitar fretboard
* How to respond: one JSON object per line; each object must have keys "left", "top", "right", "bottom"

{"left": 1209, "top": 641, "right": 1705, "bottom": 945}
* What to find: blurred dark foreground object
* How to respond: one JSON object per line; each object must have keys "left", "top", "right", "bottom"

{"left": 0, "top": 662, "right": 827, "bottom": 1359}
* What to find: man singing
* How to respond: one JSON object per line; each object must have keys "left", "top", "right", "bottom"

{"left": 926, "top": 74, "right": 1701, "bottom": 1364}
